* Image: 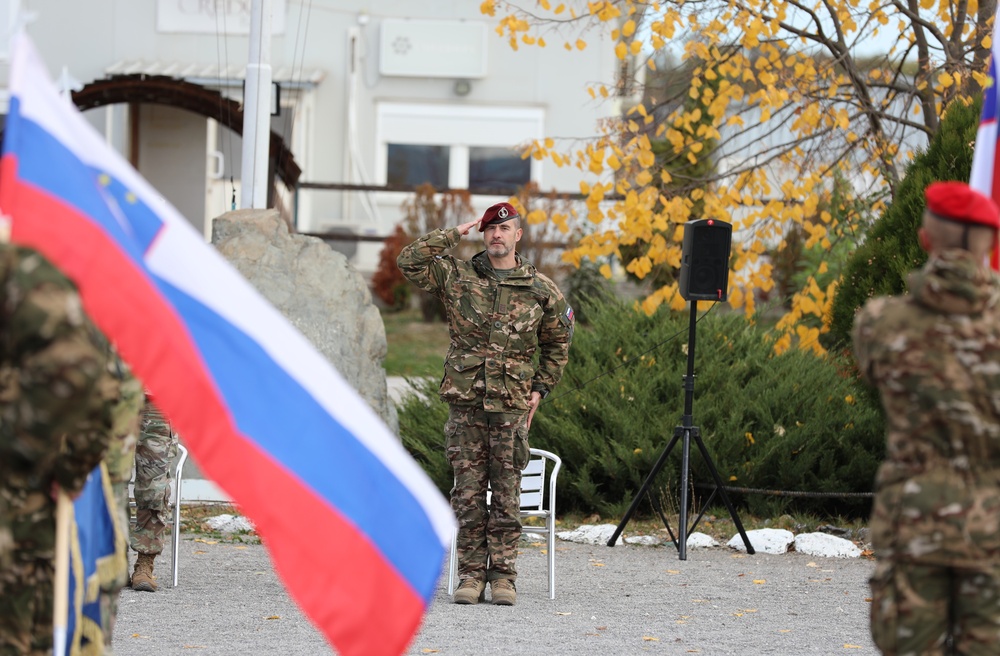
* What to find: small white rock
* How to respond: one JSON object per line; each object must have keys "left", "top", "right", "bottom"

{"left": 728, "top": 528, "right": 794, "bottom": 554}
{"left": 520, "top": 532, "right": 547, "bottom": 544}
{"left": 556, "top": 524, "right": 622, "bottom": 546}
{"left": 624, "top": 535, "right": 662, "bottom": 546}
{"left": 794, "top": 532, "right": 862, "bottom": 558}
{"left": 686, "top": 532, "right": 719, "bottom": 549}
{"left": 205, "top": 514, "right": 255, "bottom": 534}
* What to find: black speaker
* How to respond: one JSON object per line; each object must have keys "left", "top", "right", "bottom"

{"left": 679, "top": 219, "right": 732, "bottom": 301}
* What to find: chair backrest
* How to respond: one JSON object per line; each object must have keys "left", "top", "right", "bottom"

{"left": 483, "top": 449, "right": 560, "bottom": 511}
{"left": 520, "top": 456, "right": 547, "bottom": 511}
{"left": 521, "top": 448, "right": 561, "bottom": 512}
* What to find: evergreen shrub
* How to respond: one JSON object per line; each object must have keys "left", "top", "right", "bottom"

{"left": 827, "top": 98, "right": 981, "bottom": 348}
{"left": 398, "top": 295, "right": 885, "bottom": 519}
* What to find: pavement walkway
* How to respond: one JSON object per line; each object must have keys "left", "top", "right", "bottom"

{"left": 112, "top": 530, "right": 878, "bottom": 655}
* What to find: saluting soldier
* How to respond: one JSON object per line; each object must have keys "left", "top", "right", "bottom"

{"left": 398, "top": 201, "right": 573, "bottom": 606}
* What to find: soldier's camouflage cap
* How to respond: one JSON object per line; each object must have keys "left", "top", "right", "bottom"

{"left": 925, "top": 181, "right": 1000, "bottom": 228}
{"left": 478, "top": 202, "right": 520, "bottom": 232}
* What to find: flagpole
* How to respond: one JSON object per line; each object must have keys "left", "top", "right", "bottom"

{"left": 52, "top": 488, "right": 72, "bottom": 656}
{"left": 240, "top": 0, "right": 272, "bottom": 209}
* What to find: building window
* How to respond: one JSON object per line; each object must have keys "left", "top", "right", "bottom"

{"left": 469, "top": 146, "right": 530, "bottom": 191}
{"left": 387, "top": 143, "right": 450, "bottom": 188}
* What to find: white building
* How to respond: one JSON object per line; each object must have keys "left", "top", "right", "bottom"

{"left": 0, "top": 0, "right": 620, "bottom": 274}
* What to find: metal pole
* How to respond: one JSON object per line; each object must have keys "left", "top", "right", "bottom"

{"left": 677, "top": 300, "right": 697, "bottom": 560}
{"left": 241, "top": 0, "right": 272, "bottom": 209}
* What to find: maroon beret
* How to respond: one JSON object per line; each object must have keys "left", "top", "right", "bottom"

{"left": 478, "top": 202, "right": 520, "bottom": 232}
{"left": 925, "top": 181, "right": 1000, "bottom": 229}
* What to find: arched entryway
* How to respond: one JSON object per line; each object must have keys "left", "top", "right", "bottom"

{"left": 72, "top": 75, "right": 301, "bottom": 236}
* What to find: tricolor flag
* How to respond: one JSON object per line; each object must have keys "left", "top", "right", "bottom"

{"left": 970, "top": 15, "right": 1000, "bottom": 270}
{"left": 0, "top": 33, "right": 454, "bottom": 656}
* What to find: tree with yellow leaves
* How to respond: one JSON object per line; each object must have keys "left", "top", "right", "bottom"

{"left": 480, "top": 0, "right": 993, "bottom": 354}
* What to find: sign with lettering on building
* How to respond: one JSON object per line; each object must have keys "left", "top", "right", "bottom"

{"left": 157, "top": 0, "right": 286, "bottom": 35}
{"left": 380, "top": 19, "right": 487, "bottom": 79}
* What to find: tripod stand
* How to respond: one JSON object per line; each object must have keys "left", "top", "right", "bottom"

{"left": 607, "top": 300, "right": 754, "bottom": 559}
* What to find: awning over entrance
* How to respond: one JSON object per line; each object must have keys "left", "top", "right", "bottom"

{"left": 105, "top": 60, "right": 326, "bottom": 89}
{"left": 72, "top": 75, "right": 301, "bottom": 187}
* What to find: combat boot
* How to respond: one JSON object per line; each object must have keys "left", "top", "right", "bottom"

{"left": 452, "top": 578, "right": 486, "bottom": 604}
{"left": 131, "top": 553, "right": 158, "bottom": 592}
{"left": 490, "top": 579, "right": 516, "bottom": 606}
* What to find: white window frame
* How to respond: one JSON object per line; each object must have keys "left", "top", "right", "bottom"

{"left": 375, "top": 102, "right": 544, "bottom": 197}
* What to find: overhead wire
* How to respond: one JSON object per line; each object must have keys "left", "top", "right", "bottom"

{"left": 214, "top": 3, "right": 237, "bottom": 212}
{"left": 276, "top": 0, "right": 313, "bottom": 212}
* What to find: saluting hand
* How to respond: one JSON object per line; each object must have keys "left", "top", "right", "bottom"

{"left": 458, "top": 219, "right": 480, "bottom": 236}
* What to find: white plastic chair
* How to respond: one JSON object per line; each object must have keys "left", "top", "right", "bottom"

{"left": 447, "top": 448, "right": 562, "bottom": 599}
{"left": 170, "top": 443, "right": 187, "bottom": 587}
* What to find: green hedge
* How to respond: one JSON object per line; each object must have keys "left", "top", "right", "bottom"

{"left": 399, "top": 295, "right": 884, "bottom": 518}
{"left": 827, "top": 98, "right": 981, "bottom": 348}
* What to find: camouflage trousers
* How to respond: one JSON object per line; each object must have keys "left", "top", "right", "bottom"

{"left": 446, "top": 405, "right": 530, "bottom": 584}
{"left": 0, "top": 487, "right": 58, "bottom": 656}
{"left": 131, "top": 403, "right": 178, "bottom": 556}
{"left": 870, "top": 559, "right": 1000, "bottom": 655}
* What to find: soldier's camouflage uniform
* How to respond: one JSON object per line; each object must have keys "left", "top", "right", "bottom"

{"left": 131, "top": 398, "right": 177, "bottom": 556}
{"left": 398, "top": 227, "right": 573, "bottom": 584}
{"left": 853, "top": 249, "right": 1000, "bottom": 655}
{"left": 96, "top": 356, "right": 143, "bottom": 649}
{"left": 0, "top": 245, "right": 117, "bottom": 656}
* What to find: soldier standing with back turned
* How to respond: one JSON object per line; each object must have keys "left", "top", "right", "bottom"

{"left": 398, "top": 201, "right": 573, "bottom": 606}
{"left": 0, "top": 244, "right": 117, "bottom": 655}
{"left": 853, "top": 181, "right": 1000, "bottom": 654}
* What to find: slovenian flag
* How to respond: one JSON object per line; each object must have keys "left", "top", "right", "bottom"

{"left": 970, "top": 16, "right": 1000, "bottom": 270}
{"left": 0, "top": 33, "right": 454, "bottom": 656}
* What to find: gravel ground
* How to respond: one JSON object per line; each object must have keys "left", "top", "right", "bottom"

{"left": 112, "top": 533, "right": 878, "bottom": 655}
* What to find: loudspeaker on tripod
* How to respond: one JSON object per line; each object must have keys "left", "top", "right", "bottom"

{"left": 679, "top": 219, "right": 732, "bottom": 302}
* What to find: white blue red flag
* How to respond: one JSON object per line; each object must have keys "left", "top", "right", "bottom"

{"left": 970, "top": 19, "right": 1000, "bottom": 270}
{"left": 0, "top": 33, "right": 454, "bottom": 656}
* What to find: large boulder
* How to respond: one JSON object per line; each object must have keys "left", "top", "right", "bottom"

{"left": 211, "top": 209, "right": 397, "bottom": 433}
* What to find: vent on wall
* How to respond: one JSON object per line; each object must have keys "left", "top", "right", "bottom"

{"left": 379, "top": 19, "right": 487, "bottom": 79}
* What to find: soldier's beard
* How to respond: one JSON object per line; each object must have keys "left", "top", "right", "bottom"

{"left": 487, "top": 242, "right": 513, "bottom": 258}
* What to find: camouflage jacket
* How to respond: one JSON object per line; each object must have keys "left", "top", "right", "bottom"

{"left": 397, "top": 227, "right": 573, "bottom": 412}
{"left": 0, "top": 245, "right": 116, "bottom": 496}
{"left": 103, "top": 354, "right": 143, "bottom": 484}
{"left": 853, "top": 249, "right": 1000, "bottom": 567}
